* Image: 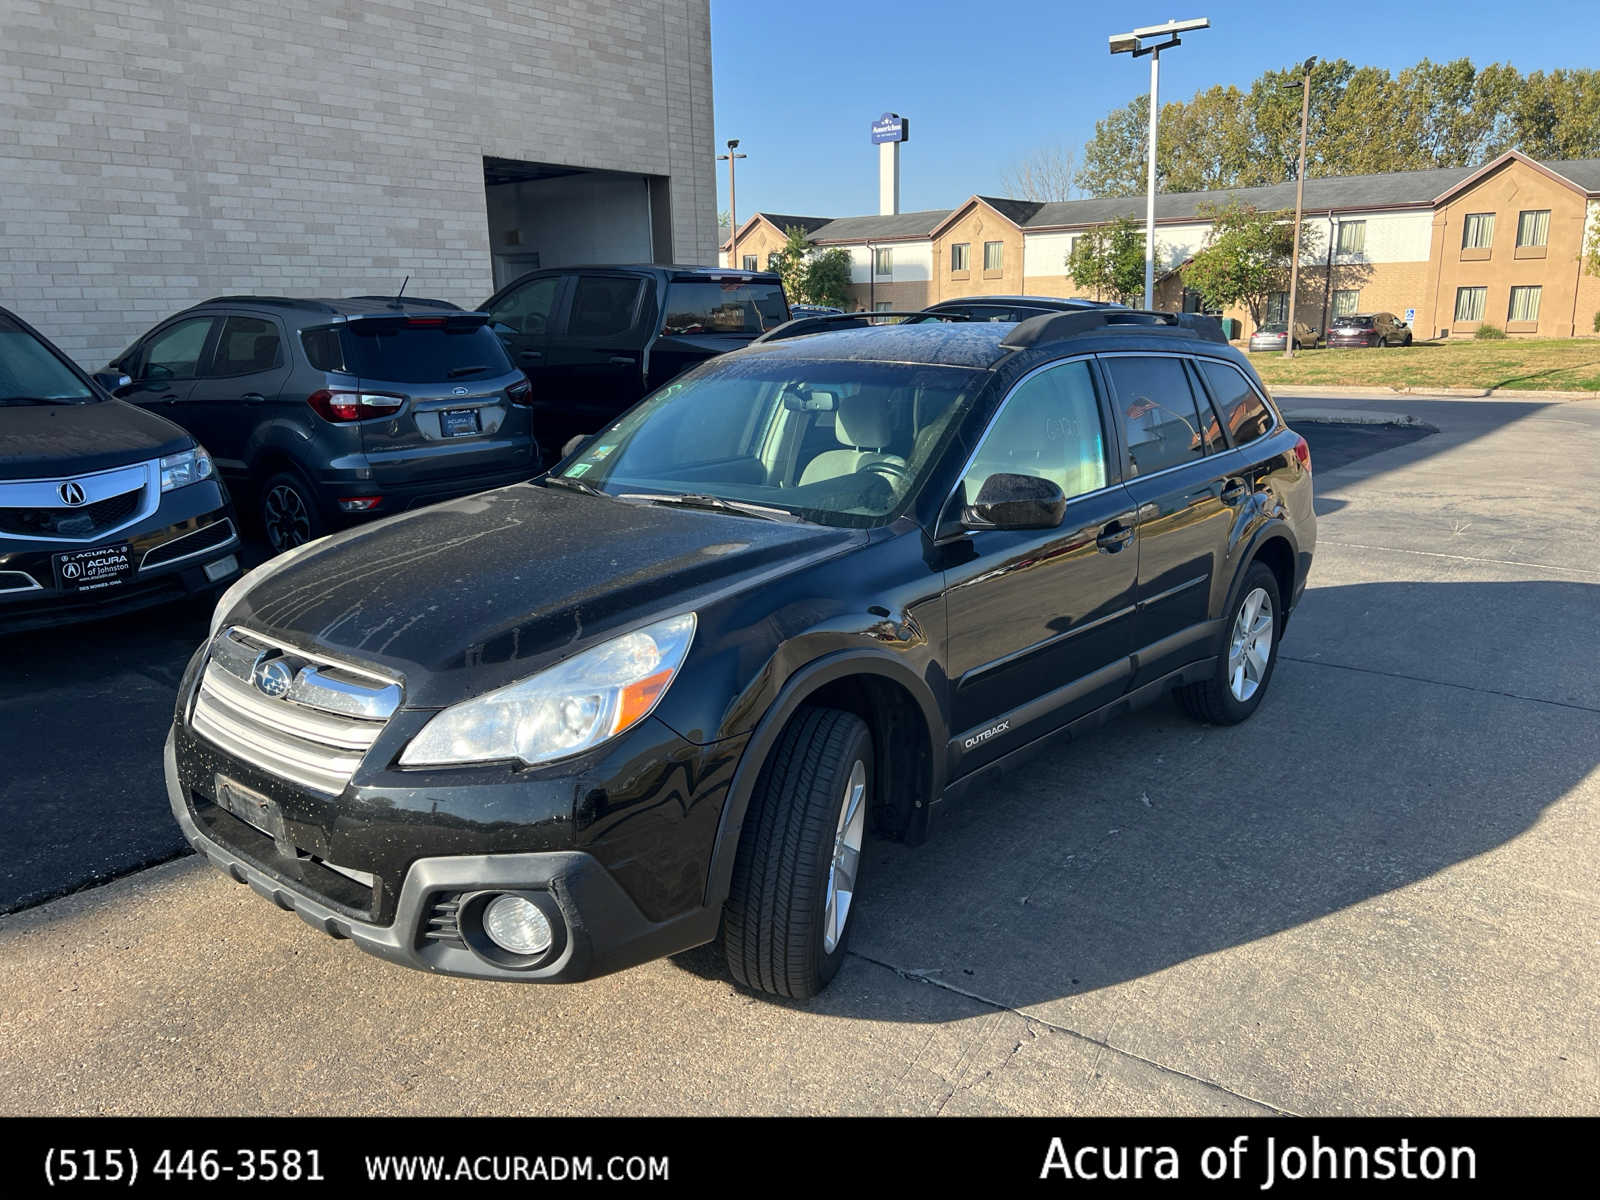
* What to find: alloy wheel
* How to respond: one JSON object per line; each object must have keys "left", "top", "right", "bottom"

{"left": 264, "top": 484, "right": 312, "bottom": 551}
{"left": 823, "top": 759, "right": 867, "bottom": 954}
{"left": 1227, "top": 587, "right": 1274, "bottom": 702}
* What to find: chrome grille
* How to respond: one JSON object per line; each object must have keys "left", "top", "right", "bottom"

{"left": 190, "top": 627, "right": 400, "bottom": 796}
{"left": 0, "top": 460, "right": 156, "bottom": 542}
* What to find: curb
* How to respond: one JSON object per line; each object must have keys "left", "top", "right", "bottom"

{"left": 1281, "top": 408, "right": 1438, "bottom": 431}
{"left": 1269, "top": 384, "right": 1597, "bottom": 401}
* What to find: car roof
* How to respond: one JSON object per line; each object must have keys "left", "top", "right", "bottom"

{"left": 186, "top": 295, "right": 467, "bottom": 318}
{"left": 742, "top": 312, "right": 1236, "bottom": 371}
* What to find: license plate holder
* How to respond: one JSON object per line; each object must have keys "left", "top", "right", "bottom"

{"left": 214, "top": 773, "right": 295, "bottom": 855}
{"left": 440, "top": 408, "right": 481, "bottom": 438}
{"left": 52, "top": 543, "right": 133, "bottom": 592}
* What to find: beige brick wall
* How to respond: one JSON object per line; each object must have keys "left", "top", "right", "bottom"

{"left": 932, "top": 202, "right": 1025, "bottom": 301}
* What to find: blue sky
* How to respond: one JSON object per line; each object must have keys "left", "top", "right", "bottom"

{"left": 710, "top": 0, "right": 1597, "bottom": 220}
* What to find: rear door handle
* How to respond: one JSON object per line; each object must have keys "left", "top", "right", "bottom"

{"left": 518, "top": 350, "right": 543, "bottom": 362}
{"left": 1096, "top": 522, "right": 1134, "bottom": 552}
{"left": 609, "top": 355, "right": 637, "bottom": 365}
{"left": 240, "top": 392, "right": 266, "bottom": 403}
{"left": 1220, "top": 478, "right": 1249, "bottom": 504}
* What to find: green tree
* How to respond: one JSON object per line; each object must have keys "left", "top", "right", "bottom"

{"left": 800, "top": 248, "right": 853, "bottom": 309}
{"left": 1067, "top": 216, "right": 1153, "bottom": 305}
{"left": 1180, "top": 201, "right": 1321, "bottom": 328}
{"left": 768, "top": 225, "right": 812, "bottom": 305}
{"left": 1075, "top": 96, "right": 1151, "bottom": 197}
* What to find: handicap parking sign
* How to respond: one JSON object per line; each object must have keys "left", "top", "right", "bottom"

{"left": 1405, "top": 307, "right": 1416, "bottom": 324}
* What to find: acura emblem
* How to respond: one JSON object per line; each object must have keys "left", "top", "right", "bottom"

{"left": 59, "top": 481, "right": 86, "bottom": 506}
{"left": 252, "top": 655, "right": 295, "bottom": 699}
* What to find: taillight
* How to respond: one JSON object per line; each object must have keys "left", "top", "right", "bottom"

{"left": 1293, "top": 435, "right": 1311, "bottom": 473}
{"left": 307, "top": 389, "right": 406, "bottom": 422}
{"left": 506, "top": 379, "right": 532, "bottom": 406}
{"left": 405, "top": 316, "right": 446, "bottom": 328}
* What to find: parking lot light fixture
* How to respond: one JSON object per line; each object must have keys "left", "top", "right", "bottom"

{"left": 1284, "top": 56, "right": 1317, "bottom": 360}
{"left": 718, "top": 138, "right": 747, "bottom": 268}
{"left": 1108, "top": 17, "right": 1210, "bottom": 310}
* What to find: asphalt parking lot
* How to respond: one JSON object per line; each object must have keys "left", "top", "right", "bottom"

{"left": 2, "top": 397, "right": 1595, "bottom": 1115}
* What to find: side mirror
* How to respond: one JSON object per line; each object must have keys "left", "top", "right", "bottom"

{"left": 962, "top": 472, "right": 1067, "bottom": 531}
{"left": 560, "top": 434, "right": 591, "bottom": 460}
{"left": 93, "top": 370, "right": 132, "bottom": 393}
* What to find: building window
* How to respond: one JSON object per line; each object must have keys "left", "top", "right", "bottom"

{"left": 1516, "top": 210, "right": 1550, "bottom": 247}
{"left": 1332, "top": 290, "right": 1359, "bottom": 318}
{"left": 950, "top": 242, "right": 970, "bottom": 272}
{"left": 1265, "top": 292, "right": 1288, "bottom": 324}
{"left": 741, "top": 254, "right": 758, "bottom": 272}
{"left": 1461, "top": 213, "right": 1495, "bottom": 249}
{"left": 873, "top": 247, "right": 892, "bottom": 276}
{"left": 1454, "top": 286, "right": 1487, "bottom": 322}
{"left": 1508, "top": 285, "right": 1542, "bottom": 323}
{"left": 983, "top": 241, "right": 1003, "bottom": 271}
{"left": 767, "top": 251, "right": 781, "bottom": 271}
{"left": 1335, "top": 221, "right": 1366, "bottom": 254}
{"left": 874, "top": 301, "right": 893, "bottom": 313}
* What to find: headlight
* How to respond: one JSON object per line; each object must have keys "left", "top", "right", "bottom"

{"left": 207, "top": 533, "right": 331, "bottom": 639}
{"left": 160, "top": 446, "right": 214, "bottom": 492}
{"left": 399, "top": 613, "right": 697, "bottom": 768}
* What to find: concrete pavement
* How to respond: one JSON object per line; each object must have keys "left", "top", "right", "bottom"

{"left": 2, "top": 394, "right": 1596, "bottom": 1115}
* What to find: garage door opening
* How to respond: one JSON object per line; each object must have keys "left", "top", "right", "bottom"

{"left": 483, "top": 157, "right": 672, "bottom": 290}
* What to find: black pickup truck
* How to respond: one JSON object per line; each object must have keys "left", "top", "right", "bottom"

{"left": 481, "top": 265, "right": 790, "bottom": 457}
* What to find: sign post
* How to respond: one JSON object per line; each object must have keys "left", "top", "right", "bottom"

{"left": 871, "top": 112, "right": 909, "bottom": 216}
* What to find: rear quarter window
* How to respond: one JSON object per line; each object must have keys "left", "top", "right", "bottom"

{"left": 1198, "top": 360, "right": 1274, "bottom": 448}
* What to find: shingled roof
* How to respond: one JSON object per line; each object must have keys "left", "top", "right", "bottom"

{"left": 805, "top": 208, "right": 952, "bottom": 242}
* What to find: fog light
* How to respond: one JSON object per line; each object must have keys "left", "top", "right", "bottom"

{"left": 482, "top": 894, "right": 553, "bottom": 956}
{"left": 338, "top": 496, "right": 382, "bottom": 512}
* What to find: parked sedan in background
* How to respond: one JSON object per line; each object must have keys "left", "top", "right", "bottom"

{"left": 1, "top": 305, "right": 240, "bottom": 632}
{"left": 1327, "top": 312, "right": 1413, "bottom": 348}
{"left": 106, "top": 296, "right": 538, "bottom": 552}
{"left": 1248, "top": 321, "right": 1322, "bottom": 352}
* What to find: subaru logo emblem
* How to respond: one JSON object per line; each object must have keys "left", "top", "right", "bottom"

{"left": 59, "top": 481, "right": 86, "bottom": 506}
{"left": 451, "top": 386, "right": 469, "bottom": 396}
{"left": 252, "top": 656, "right": 295, "bottom": 699}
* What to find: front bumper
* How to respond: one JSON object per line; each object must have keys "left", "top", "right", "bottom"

{"left": 0, "top": 481, "right": 240, "bottom": 633}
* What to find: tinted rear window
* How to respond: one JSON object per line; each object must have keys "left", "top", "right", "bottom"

{"left": 301, "top": 323, "right": 513, "bottom": 383}
{"left": 1336, "top": 316, "right": 1375, "bottom": 328}
{"left": 662, "top": 280, "right": 788, "bottom": 335}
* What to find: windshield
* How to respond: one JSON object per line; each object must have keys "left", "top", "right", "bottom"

{"left": 557, "top": 356, "right": 989, "bottom": 528}
{"left": 661, "top": 280, "right": 789, "bottom": 335}
{"left": 306, "top": 321, "right": 513, "bottom": 383}
{"left": 0, "top": 321, "right": 96, "bottom": 405}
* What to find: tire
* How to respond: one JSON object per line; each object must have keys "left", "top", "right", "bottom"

{"left": 1377, "top": 336, "right": 1388, "bottom": 348}
{"left": 259, "top": 470, "right": 324, "bottom": 554}
{"left": 723, "top": 706, "right": 872, "bottom": 1000}
{"left": 1178, "top": 561, "right": 1282, "bottom": 726}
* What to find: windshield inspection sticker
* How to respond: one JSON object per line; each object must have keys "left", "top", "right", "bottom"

{"left": 567, "top": 462, "right": 592, "bottom": 477}
{"left": 590, "top": 444, "right": 616, "bottom": 460}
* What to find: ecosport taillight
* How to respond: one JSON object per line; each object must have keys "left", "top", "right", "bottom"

{"left": 506, "top": 378, "right": 532, "bottom": 406}
{"left": 1293, "top": 435, "right": 1311, "bottom": 473}
{"left": 306, "top": 389, "right": 406, "bottom": 423}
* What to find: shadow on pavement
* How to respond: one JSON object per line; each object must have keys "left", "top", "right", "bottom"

{"left": 677, "top": 579, "right": 1600, "bottom": 1018}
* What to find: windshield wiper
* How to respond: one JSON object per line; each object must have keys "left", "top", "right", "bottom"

{"left": 0, "top": 395, "right": 88, "bottom": 406}
{"left": 446, "top": 365, "right": 491, "bottom": 378}
{"left": 618, "top": 492, "right": 801, "bottom": 523}
{"left": 543, "top": 475, "right": 606, "bottom": 497}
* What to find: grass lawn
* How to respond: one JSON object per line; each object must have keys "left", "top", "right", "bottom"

{"left": 1245, "top": 337, "right": 1600, "bottom": 392}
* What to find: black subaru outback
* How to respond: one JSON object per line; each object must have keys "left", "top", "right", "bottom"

{"left": 166, "top": 309, "right": 1314, "bottom": 1000}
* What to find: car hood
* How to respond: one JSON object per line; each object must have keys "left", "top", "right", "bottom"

{"left": 228, "top": 482, "right": 863, "bottom": 708}
{"left": 0, "top": 398, "right": 192, "bottom": 478}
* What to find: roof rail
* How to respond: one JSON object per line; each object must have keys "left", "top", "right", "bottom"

{"left": 196, "top": 295, "right": 340, "bottom": 312}
{"left": 751, "top": 311, "right": 963, "bottom": 344}
{"left": 1002, "top": 309, "right": 1227, "bottom": 349}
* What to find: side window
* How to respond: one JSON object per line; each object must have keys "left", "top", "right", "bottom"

{"left": 300, "top": 326, "right": 346, "bottom": 372}
{"left": 488, "top": 275, "right": 561, "bottom": 336}
{"left": 208, "top": 316, "right": 281, "bottom": 377}
{"left": 138, "top": 317, "right": 214, "bottom": 382}
{"left": 962, "top": 360, "right": 1107, "bottom": 504}
{"left": 1103, "top": 355, "right": 1211, "bottom": 476}
{"left": 567, "top": 275, "right": 644, "bottom": 338}
{"left": 1198, "top": 360, "right": 1274, "bottom": 448}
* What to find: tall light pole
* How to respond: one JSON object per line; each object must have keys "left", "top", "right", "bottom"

{"left": 1283, "top": 57, "right": 1317, "bottom": 359}
{"left": 718, "top": 138, "right": 746, "bottom": 268}
{"left": 1110, "top": 18, "right": 1210, "bottom": 311}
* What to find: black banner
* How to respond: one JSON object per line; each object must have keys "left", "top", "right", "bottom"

{"left": 8, "top": 1117, "right": 1593, "bottom": 1192}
